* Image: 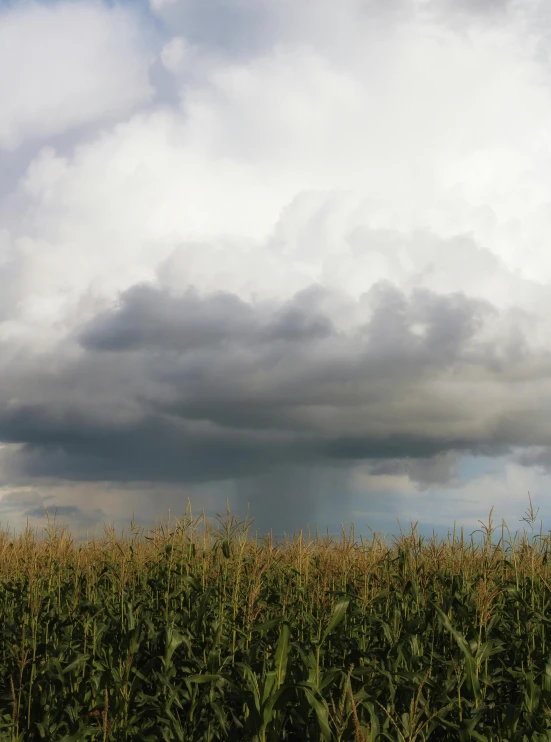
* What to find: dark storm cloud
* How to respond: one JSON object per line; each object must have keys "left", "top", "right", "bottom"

{"left": 367, "top": 452, "right": 461, "bottom": 490}
{"left": 72, "top": 281, "right": 498, "bottom": 441}
{"left": 361, "top": 282, "right": 493, "bottom": 368}
{"left": 0, "top": 277, "right": 540, "bottom": 498}
{"left": 0, "top": 400, "right": 495, "bottom": 485}
{"left": 77, "top": 284, "right": 334, "bottom": 353}
{"left": 0, "top": 405, "right": 301, "bottom": 482}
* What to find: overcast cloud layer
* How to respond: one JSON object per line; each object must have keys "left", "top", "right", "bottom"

{"left": 1, "top": 0, "right": 551, "bottom": 542}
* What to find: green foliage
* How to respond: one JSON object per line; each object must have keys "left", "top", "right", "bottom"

{"left": 1, "top": 496, "right": 551, "bottom": 740}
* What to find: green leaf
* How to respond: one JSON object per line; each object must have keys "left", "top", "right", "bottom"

{"left": 292, "top": 681, "right": 332, "bottom": 741}
{"left": 321, "top": 598, "right": 350, "bottom": 645}
{"left": 62, "top": 654, "right": 90, "bottom": 675}
{"left": 186, "top": 673, "right": 222, "bottom": 683}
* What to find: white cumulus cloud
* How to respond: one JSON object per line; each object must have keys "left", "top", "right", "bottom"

{"left": 0, "top": 0, "right": 154, "bottom": 151}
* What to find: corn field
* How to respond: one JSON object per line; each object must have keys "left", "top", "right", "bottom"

{"left": 2, "top": 495, "right": 551, "bottom": 741}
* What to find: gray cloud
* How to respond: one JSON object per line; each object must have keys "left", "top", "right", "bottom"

{"left": 424, "top": 0, "right": 541, "bottom": 38}
{"left": 0, "top": 276, "right": 545, "bottom": 526}
{"left": 0, "top": 401, "right": 288, "bottom": 481}
{"left": 230, "top": 464, "right": 360, "bottom": 539}
{"left": 3, "top": 0, "right": 551, "bottom": 538}
{"left": 150, "top": 0, "right": 278, "bottom": 58}
{"left": 0, "top": 489, "right": 45, "bottom": 516}
{"left": 150, "top": 0, "right": 413, "bottom": 66}
{"left": 429, "top": 0, "right": 514, "bottom": 15}
{"left": 367, "top": 452, "right": 461, "bottom": 490}
{"left": 0, "top": 486, "right": 108, "bottom": 539}
{"left": 24, "top": 503, "right": 80, "bottom": 519}
{"left": 77, "top": 284, "right": 334, "bottom": 353}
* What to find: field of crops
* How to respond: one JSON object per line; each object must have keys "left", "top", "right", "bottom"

{"left": 2, "top": 497, "right": 551, "bottom": 741}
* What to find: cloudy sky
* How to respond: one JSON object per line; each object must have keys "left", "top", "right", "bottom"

{"left": 1, "top": 0, "right": 551, "bottom": 545}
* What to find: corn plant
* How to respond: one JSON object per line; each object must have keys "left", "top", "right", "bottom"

{"left": 1, "top": 494, "right": 551, "bottom": 739}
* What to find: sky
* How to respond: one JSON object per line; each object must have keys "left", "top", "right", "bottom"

{"left": 1, "top": 0, "right": 551, "bottom": 547}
